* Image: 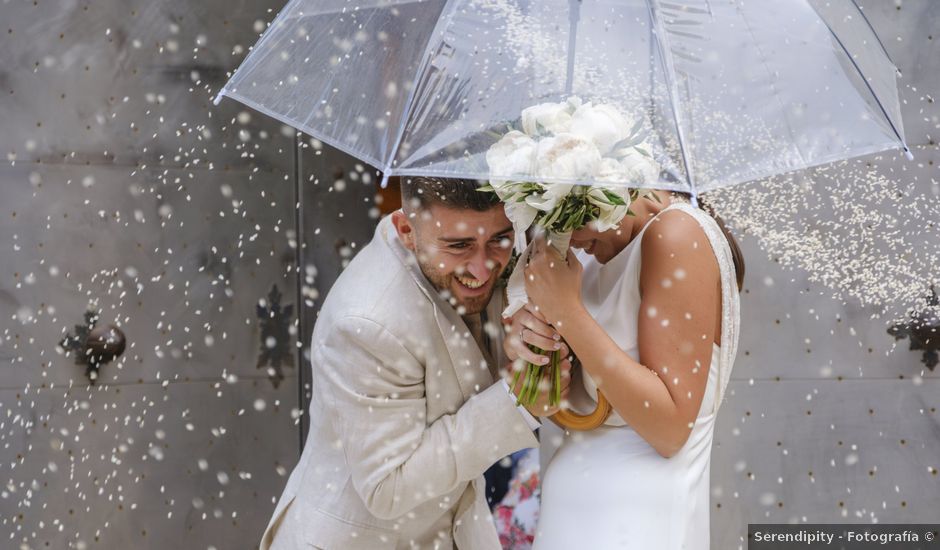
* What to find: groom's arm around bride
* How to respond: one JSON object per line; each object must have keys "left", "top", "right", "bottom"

{"left": 261, "top": 177, "right": 559, "bottom": 550}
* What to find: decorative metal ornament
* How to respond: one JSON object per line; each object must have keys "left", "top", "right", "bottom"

{"left": 256, "top": 284, "right": 295, "bottom": 387}
{"left": 59, "top": 309, "right": 127, "bottom": 383}
{"left": 887, "top": 287, "right": 940, "bottom": 370}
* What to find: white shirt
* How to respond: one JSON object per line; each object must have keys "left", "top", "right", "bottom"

{"left": 501, "top": 379, "right": 542, "bottom": 430}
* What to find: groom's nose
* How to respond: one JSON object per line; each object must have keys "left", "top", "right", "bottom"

{"left": 465, "top": 249, "right": 490, "bottom": 281}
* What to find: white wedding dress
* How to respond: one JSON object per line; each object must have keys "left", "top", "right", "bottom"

{"left": 532, "top": 201, "right": 741, "bottom": 550}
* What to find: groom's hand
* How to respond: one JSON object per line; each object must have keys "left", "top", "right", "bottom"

{"left": 504, "top": 345, "right": 573, "bottom": 417}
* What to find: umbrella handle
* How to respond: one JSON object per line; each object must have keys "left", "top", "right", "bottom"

{"left": 550, "top": 389, "right": 611, "bottom": 431}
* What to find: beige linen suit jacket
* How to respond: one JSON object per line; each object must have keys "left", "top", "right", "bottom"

{"left": 260, "top": 214, "right": 539, "bottom": 550}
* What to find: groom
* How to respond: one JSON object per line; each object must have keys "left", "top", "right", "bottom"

{"left": 260, "top": 177, "right": 560, "bottom": 550}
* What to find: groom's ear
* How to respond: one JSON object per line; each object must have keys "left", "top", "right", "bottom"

{"left": 391, "top": 210, "right": 417, "bottom": 251}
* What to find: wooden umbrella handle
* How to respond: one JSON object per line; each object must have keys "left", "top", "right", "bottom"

{"left": 550, "top": 390, "right": 612, "bottom": 431}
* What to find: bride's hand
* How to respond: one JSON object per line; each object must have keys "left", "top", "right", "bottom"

{"left": 503, "top": 304, "right": 562, "bottom": 364}
{"left": 523, "top": 236, "right": 584, "bottom": 325}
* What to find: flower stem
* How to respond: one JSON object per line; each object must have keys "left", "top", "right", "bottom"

{"left": 513, "top": 344, "right": 562, "bottom": 408}
{"left": 510, "top": 367, "right": 523, "bottom": 406}
{"left": 551, "top": 349, "right": 561, "bottom": 406}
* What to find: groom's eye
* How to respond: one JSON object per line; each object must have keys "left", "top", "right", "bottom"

{"left": 491, "top": 233, "right": 513, "bottom": 248}
{"left": 448, "top": 242, "right": 470, "bottom": 250}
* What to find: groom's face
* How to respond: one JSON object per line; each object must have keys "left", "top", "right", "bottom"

{"left": 393, "top": 204, "right": 514, "bottom": 315}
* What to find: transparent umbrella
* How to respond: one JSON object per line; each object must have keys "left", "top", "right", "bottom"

{"left": 213, "top": 0, "right": 911, "bottom": 206}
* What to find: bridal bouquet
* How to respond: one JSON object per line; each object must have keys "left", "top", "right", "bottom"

{"left": 481, "top": 96, "right": 660, "bottom": 407}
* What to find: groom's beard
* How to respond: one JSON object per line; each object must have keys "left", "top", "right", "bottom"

{"left": 418, "top": 261, "right": 503, "bottom": 315}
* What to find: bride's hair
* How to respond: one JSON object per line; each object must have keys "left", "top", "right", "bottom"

{"left": 673, "top": 192, "right": 745, "bottom": 292}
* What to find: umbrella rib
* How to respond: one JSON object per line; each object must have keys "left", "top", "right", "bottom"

{"left": 645, "top": 0, "right": 699, "bottom": 205}
{"left": 810, "top": 5, "right": 911, "bottom": 160}
{"left": 848, "top": 0, "right": 900, "bottom": 72}
{"left": 212, "top": 3, "right": 298, "bottom": 106}
{"left": 389, "top": 167, "right": 692, "bottom": 192}
{"left": 380, "top": 0, "right": 463, "bottom": 187}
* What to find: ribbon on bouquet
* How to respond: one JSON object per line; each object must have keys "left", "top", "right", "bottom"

{"left": 502, "top": 228, "right": 572, "bottom": 319}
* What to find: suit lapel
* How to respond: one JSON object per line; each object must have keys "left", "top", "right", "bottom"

{"left": 432, "top": 302, "right": 494, "bottom": 400}
{"left": 379, "top": 215, "right": 494, "bottom": 402}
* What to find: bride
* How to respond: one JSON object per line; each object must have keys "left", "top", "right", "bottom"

{"left": 504, "top": 190, "right": 744, "bottom": 549}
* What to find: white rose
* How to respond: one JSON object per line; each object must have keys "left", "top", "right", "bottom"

{"left": 524, "top": 182, "right": 574, "bottom": 212}
{"left": 485, "top": 130, "right": 537, "bottom": 198}
{"left": 534, "top": 133, "right": 602, "bottom": 182}
{"left": 521, "top": 101, "right": 573, "bottom": 136}
{"left": 570, "top": 103, "right": 633, "bottom": 155}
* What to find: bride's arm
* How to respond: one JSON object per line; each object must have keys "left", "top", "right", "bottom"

{"left": 525, "top": 212, "right": 720, "bottom": 458}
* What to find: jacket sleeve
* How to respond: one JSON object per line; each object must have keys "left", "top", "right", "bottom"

{"left": 316, "top": 315, "right": 538, "bottom": 520}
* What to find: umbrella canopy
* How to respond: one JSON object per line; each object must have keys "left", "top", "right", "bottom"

{"left": 214, "top": 0, "right": 910, "bottom": 202}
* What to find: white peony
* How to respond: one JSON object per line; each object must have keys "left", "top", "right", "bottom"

{"left": 485, "top": 130, "right": 537, "bottom": 198}
{"left": 595, "top": 157, "right": 628, "bottom": 183}
{"left": 521, "top": 100, "right": 575, "bottom": 136}
{"left": 534, "top": 133, "right": 602, "bottom": 182}
{"left": 570, "top": 103, "right": 633, "bottom": 155}
{"left": 484, "top": 98, "right": 657, "bottom": 245}
{"left": 619, "top": 147, "right": 660, "bottom": 185}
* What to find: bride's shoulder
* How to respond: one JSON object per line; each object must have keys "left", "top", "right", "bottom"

{"left": 641, "top": 207, "right": 707, "bottom": 246}
{"left": 639, "top": 208, "right": 717, "bottom": 273}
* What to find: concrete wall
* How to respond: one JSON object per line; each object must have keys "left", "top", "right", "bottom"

{"left": 709, "top": 3, "right": 940, "bottom": 547}
{"left": 1, "top": 1, "right": 302, "bottom": 547}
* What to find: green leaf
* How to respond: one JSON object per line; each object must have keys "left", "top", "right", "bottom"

{"left": 541, "top": 205, "right": 563, "bottom": 228}
{"left": 626, "top": 116, "right": 644, "bottom": 140}
{"left": 609, "top": 118, "right": 648, "bottom": 152}
{"left": 646, "top": 189, "right": 663, "bottom": 204}
{"left": 602, "top": 189, "right": 627, "bottom": 206}
{"left": 519, "top": 182, "right": 544, "bottom": 193}
{"left": 613, "top": 130, "right": 650, "bottom": 151}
